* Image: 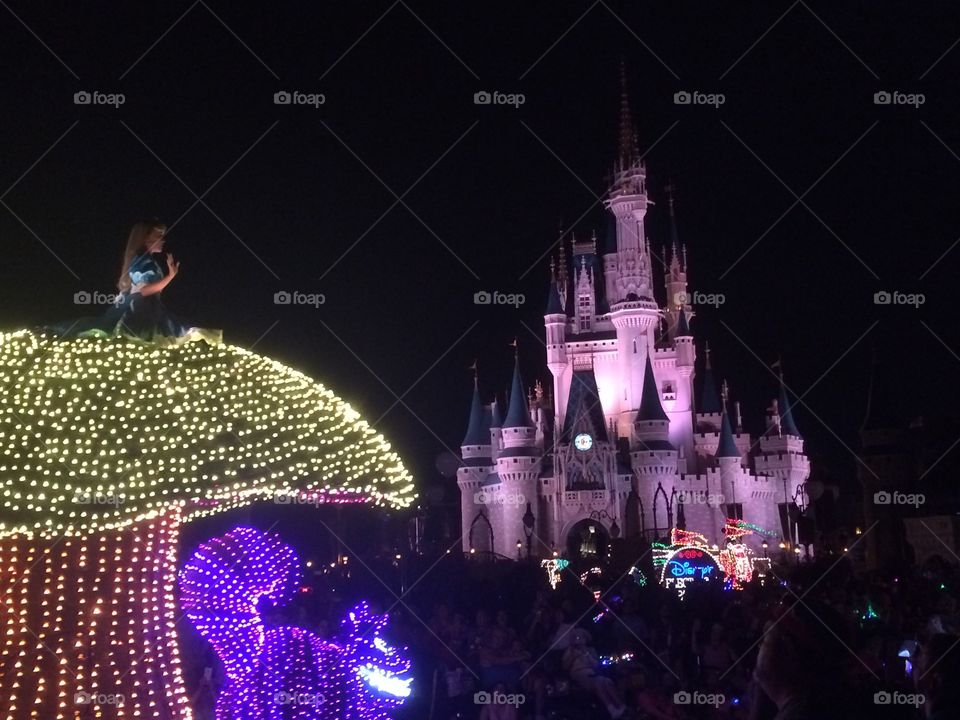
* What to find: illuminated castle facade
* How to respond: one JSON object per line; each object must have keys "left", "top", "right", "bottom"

{"left": 457, "top": 83, "right": 810, "bottom": 559}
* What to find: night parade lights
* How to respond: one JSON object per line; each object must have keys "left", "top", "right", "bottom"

{"left": 180, "top": 527, "right": 412, "bottom": 719}
{"left": 652, "top": 520, "right": 776, "bottom": 598}
{"left": 0, "top": 330, "right": 416, "bottom": 719}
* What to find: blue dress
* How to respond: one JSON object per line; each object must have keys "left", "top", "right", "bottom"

{"left": 49, "top": 253, "right": 220, "bottom": 344}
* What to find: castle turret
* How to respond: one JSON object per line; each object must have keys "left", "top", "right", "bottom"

{"left": 457, "top": 377, "right": 497, "bottom": 553}
{"left": 711, "top": 393, "right": 743, "bottom": 538}
{"left": 629, "top": 354, "right": 678, "bottom": 535}
{"left": 663, "top": 186, "right": 691, "bottom": 339}
{"left": 756, "top": 370, "right": 810, "bottom": 542}
{"left": 545, "top": 281, "right": 569, "bottom": 424}
{"left": 496, "top": 357, "right": 542, "bottom": 557}
{"left": 696, "top": 343, "right": 722, "bottom": 430}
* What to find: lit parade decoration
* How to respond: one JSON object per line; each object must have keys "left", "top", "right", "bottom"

{"left": 653, "top": 529, "right": 722, "bottom": 600}
{"left": 180, "top": 527, "right": 412, "bottom": 719}
{"left": 540, "top": 558, "right": 569, "bottom": 590}
{"left": 651, "top": 521, "right": 776, "bottom": 598}
{"left": 0, "top": 330, "right": 415, "bottom": 719}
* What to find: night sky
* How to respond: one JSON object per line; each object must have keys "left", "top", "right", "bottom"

{"left": 1, "top": 1, "right": 958, "bottom": 500}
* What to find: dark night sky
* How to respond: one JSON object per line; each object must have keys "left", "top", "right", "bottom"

{"left": 1, "top": 1, "right": 958, "bottom": 496}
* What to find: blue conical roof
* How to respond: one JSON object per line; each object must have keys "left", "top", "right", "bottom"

{"left": 462, "top": 382, "right": 489, "bottom": 445}
{"left": 504, "top": 358, "right": 534, "bottom": 428}
{"left": 715, "top": 406, "right": 740, "bottom": 458}
{"left": 546, "top": 282, "right": 564, "bottom": 315}
{"left": 561, "top": 369, "right": 608, "bottom": 443}
{"left": 676, "top": 308, "right": 690, "bottom": 337}
{"left": 778, "top": 375, "right": 801, "bottom": 437}
{"left": 636, "top": 353, "right": 668, "bottom": 422}
{"left": 699, "top": 359, "right": 721, "bottom": 414}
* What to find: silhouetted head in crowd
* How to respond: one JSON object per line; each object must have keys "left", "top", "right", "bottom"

{"left": 915, "top": 633, "right": 960, "bottom": 719}
{"left": 753, "top": 601, "right": 850, "bottom": 717}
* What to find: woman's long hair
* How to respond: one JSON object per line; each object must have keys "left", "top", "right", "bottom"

{"left": 118, "top": 220, "right": 165, "bottom": 293}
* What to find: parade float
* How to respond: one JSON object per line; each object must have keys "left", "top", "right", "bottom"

{"left": 0, "top": 330, "right": 415, "bottom": 719}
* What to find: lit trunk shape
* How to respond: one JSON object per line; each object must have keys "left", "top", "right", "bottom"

{"left": 0, "top": 510, "right": 193, "bottom": 720}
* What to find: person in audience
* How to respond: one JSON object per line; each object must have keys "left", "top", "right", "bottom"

{"left": 562, "top": 628, "right": 627, "bottom": 719}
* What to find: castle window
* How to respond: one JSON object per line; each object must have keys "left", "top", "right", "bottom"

{"left": 662, "top": 381, "right": 676, "bottom": 401}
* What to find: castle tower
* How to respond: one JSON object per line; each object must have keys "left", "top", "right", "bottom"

{"left": 671, "top": 308, "right": 696, "bottom": 462}
{"left": 545, "top": 281, "right": 568, "bottom": 427}
{"left": 630, "top": 353, "right": 678, "bottom": 536}
{"left": 695, "top": 343, "right": 722, "bottom": 430}
{"left": 572, "top": 234, "right": 599, "bottom": 334}
{"left": 663, "top": 185, "right": 691, "bottom": 339}
{"left": 457, "top": 376, "right": 496, "bottom": 553}
{"left": 495, "top": 356, "right": 542, "bottom": 557}
{"left": 606, "top": 66, "right": 660, "bottom": 435}
{"left": 712, "top": 392, "right": 743, "bottom": 541}
{"left": 755, "top": 371, "right": 811, "bottom": 541}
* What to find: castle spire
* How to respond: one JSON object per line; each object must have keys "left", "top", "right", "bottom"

{"left": 666, "top": 181, "right": 681, "bottom": 262}
{"left": 676, "top": 307, "right": 691, "bottom": 337}
{"left": 777, "top": 369, "right": 801, "bottom": 437}
{"left": 715, "top": 380, "right": 740, "bottom": 458}
{"left": 504, "top": 354, "right": 534, "bottom": 429}
{"left": 618, "top": 59, "right": 639, "bottom": 169}
{"left": 636, "top": 353, "right": 669, "bottom": 422}
{"left": 462, "top": 369, "right": 488, "bottom": 446}
{"left": 698, "top": 343, "right": 721, "bottom": 414}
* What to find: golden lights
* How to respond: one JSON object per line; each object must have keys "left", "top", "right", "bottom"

{"left": 0, "top": 330, "right": 415, "bottom": 538}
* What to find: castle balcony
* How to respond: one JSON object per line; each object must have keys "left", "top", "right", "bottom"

{"left": 560, "top": 488, "right": 609, "bottom": 505}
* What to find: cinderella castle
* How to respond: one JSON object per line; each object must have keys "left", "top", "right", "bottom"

{"left": 457, "top": 80, "right": 810, "bottom": 560}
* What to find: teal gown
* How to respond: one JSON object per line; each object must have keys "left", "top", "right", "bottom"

{"left": 49, "top": 253, "right": 220, "bottom": 344}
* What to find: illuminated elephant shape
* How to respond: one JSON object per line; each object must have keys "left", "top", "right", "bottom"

{"left": 179, "top": 527, "right": 412, "bottom": 720}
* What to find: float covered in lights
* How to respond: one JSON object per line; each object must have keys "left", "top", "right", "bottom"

{"left": 0, "top": 330, "right": 414, "bottom": 537}
{"left": 180, "top": 527, "right": 412, "bottom": 719}
{"left": 0, "top": 331, "right": 415, "bottom": 719}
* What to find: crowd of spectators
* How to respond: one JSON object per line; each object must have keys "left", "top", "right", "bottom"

{"left": 383, "top": 554, "right": 960, "bottom": 720}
